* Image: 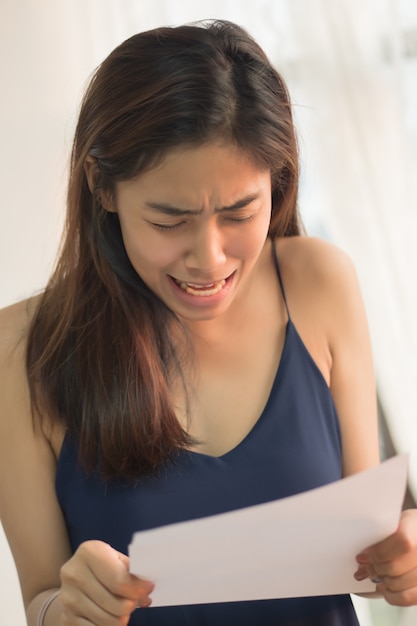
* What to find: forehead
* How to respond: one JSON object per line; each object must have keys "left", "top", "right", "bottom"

{"left": 119, "top": 142, "right": 271, "bottom": 202}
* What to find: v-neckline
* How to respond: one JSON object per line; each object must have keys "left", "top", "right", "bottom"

{"left": 184, "top": 320, "right": 292, "bottom": 461}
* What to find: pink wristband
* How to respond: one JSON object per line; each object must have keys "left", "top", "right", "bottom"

{"left": 37, "top": 590, "right": 60, "bottom": 626}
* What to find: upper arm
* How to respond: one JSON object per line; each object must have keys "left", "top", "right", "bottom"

{"left": 279, "top": 237, "right": 380, "bottom": 477}
{"left": 324, "top": 246, "right": 380, "bottom": 476}
{"left": 0, "top": 301, "right": 72, "bottom": 608}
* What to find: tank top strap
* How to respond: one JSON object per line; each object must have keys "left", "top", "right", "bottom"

{"left": 272, "top": 241, "right": 291, "bottom": 321}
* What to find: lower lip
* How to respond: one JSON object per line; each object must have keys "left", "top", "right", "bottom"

{"left": 167, "top": 273, "right": 235, "bottom": 308}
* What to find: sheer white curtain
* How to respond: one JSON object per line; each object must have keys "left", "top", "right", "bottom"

{"left": 284, "top": 0, "right": 417, "bottom": 494}
{"left": 0, "top": 2, "right": 416, "bottom": 625}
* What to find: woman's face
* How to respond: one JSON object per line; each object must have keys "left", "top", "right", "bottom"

{"left": 111, "top": 142, "right": 272, "bottom": 323}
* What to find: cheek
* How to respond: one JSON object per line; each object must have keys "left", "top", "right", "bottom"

{"left": 232, "top": 218, "right": 270, "bottom": 259}
{"left": 120, "top": 226, "right": 183, "bottom": 270}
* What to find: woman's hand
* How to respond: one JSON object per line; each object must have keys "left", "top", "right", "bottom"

{"left": 60, "top": 540, "right": 154, "bottom": 625}
{"left": 355, "top": 509, "right": 417, "bottom": 606}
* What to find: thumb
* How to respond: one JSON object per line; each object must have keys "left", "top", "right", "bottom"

{"left": 115, "top": 549, "right": 154, "bottom": 590}
{"left": 116, "top": 550, "right": 130, "bottom": 570}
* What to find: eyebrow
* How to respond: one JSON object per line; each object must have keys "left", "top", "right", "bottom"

{"left": 144, "top": 193, "right": 260, "bottom": 216}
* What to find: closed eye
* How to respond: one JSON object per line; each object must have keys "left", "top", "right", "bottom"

{"left": 148, "top": 213, "right": 255, "bottom": 231}
{"left": 224, "top": 214, "right": 255, "bottom": 224}
{"left": 148, "top": 221, "right": 186, "bottom": 231}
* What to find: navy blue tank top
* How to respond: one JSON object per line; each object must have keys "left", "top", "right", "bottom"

{"left": 56, "top": 244, "right": 359, "bottom": 625}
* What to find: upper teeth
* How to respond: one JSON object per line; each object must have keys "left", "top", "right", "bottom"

{"left": 181, "top": 282, "right": 215, "bottom": 289}
{"left": 176, "top": 279, "right": 226, "bottom": 296}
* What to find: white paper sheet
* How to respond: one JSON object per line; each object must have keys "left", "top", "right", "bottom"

{"left": 129, "top": 455, "right": 408, "bottom": 606}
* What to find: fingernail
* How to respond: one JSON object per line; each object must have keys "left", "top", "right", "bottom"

{"left": 354, "top": 568, "right": 368, "bottom": 581}
{"left": 142, "top": 582, "right": 154, "bottom": 594}
{"left": 356, "top": 553, "right": 370, "bottom": 565}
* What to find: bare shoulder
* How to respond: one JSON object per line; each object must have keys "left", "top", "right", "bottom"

{"left": 0, "top": 296, "right": 41, "bottom": 455}
{"left": 0, "top": 296, "right": 65, "bottom": 458}
{"left": 0, "top": 297, "right": 41, "bottom": 426}
{"left": 275, "top": 235, "right": 357, "bottom": 287}
{"left": 0, "top": 296, "right": 39, "bottom": 357}
{"left": 272, "top": 235, "right": 368, "bottom": 387}
{"left": 0, "top": 293, "right": 65, "bottom": 460}
{"left": 0, "top": 296, "right": 40, "bottom": 392}
{"left": 274, "top": 236, "right": 361, "bottom": 332}
{"left": 0, "top": 296, "right": 48, "bottom": 505}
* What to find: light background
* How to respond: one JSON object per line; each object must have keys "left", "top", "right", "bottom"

{"left": 1, "top": 1, "right": 416, "bottom": 624}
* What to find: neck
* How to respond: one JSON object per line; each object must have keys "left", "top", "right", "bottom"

{"left": 183, "top": 239, "right": 273, "bottom": 347}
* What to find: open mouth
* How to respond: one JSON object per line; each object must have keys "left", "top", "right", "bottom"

{"left": 172, "top": 277, "right": 227, "bottom": 297}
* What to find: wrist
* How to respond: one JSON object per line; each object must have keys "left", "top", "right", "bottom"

{"left": 37, "top": 590, "right": 60, "bottom": 626}
{"left": 26, "top": 589, "right": 61, "bottom": 626}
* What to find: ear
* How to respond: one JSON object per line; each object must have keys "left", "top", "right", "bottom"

{"left": 84, "top": 155, "right": 116, "bottom": 212}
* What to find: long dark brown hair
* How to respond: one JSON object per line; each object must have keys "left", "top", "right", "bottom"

{"left": 27, "top": 20, "right": 301, "bottom": 480}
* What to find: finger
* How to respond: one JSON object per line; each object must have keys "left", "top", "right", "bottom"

{"left": 358, "top": 510, "right": 417, "bottom": 564}
{"left": 60, "top": 573, "right": 135, "bottom": 624}
{"left": 355, "top": 554, "right": 417, "bottom": 581}
{"left": 378, "top": 566, "right": 417, "bottom": 594}
{"left": 353, "top": 566, "right": 369, "bottom": 581}
{"left": 357, "top": 534, "right": 404, "bottom": 565}
{"left": 115, "top": 550, "right": 154, "bottom": 594}
{"left": 61, "top": 614, "right": 95, "bottom": 626}
{"left": 369, "top": 551, "right": 417, "bottom": 578}
{"left": 116, "top": 551, "right": 130, "bottom": 569}
{"left": 354, "top": 564, "right": 382, "bottom": 584}
{"left": 377, "top": 582, "right": 417, "bottom": 608}
{"left": 357, "top": 530, "right": 417, "bottom": 578}
{"left": 82, "top": 577, "right": 140, "bottom": 618}
{"left": 61, "top": 545, "right": 152, "bottom": 619}
{"left": 81, "top": 541, "right": 154, "bottom": 599}
{"left": 60, "top": 585, "right": 132, "bottom": 626}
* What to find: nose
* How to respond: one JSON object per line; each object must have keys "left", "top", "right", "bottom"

{"left": 184, "top": 222, "right": 227, "bottom": 274}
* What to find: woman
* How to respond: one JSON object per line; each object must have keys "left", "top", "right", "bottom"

{"left": 0, "top": 19, "right": 416, "bottom": 626}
